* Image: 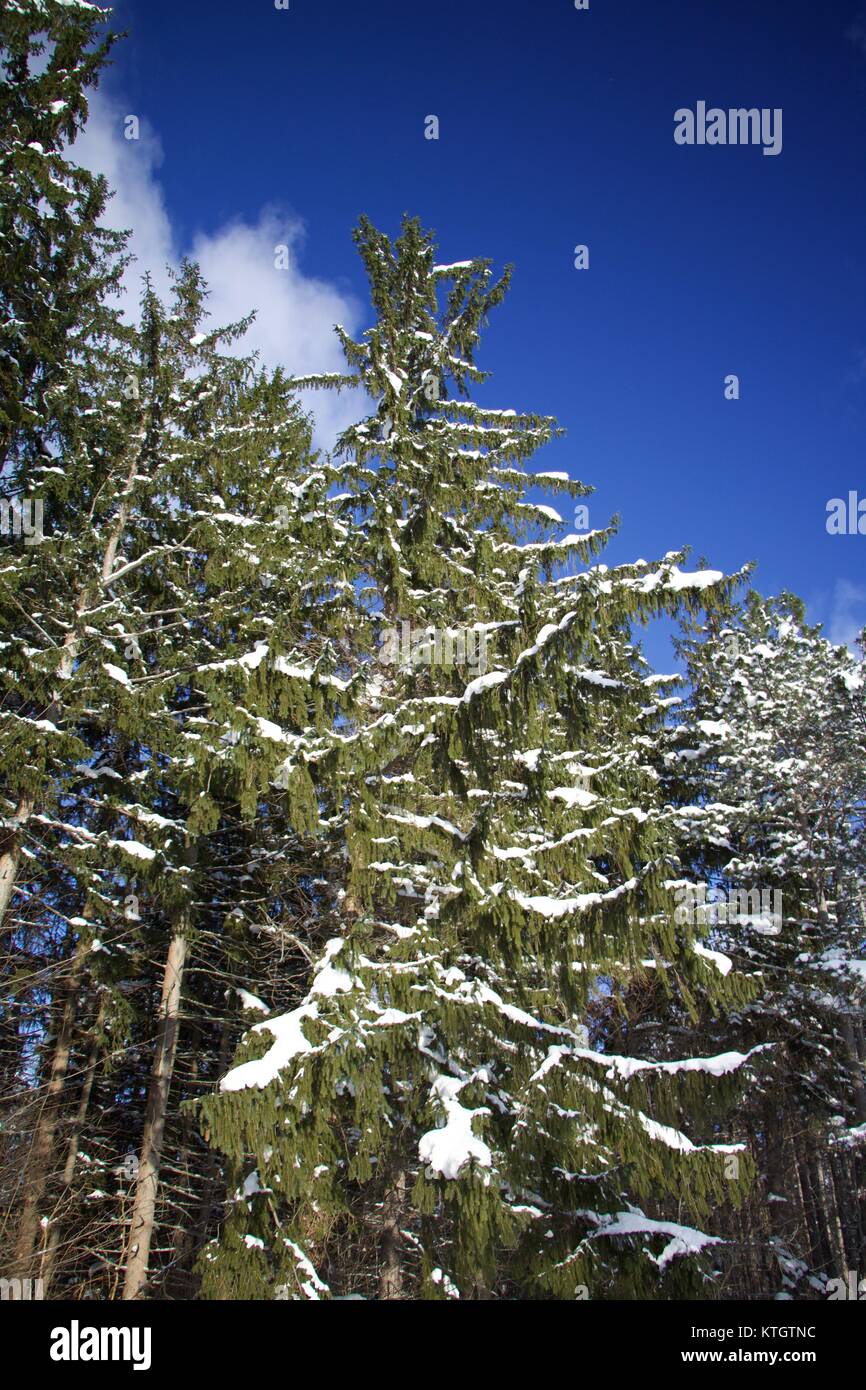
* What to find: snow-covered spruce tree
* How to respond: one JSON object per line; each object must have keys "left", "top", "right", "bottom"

{"left": 0, "top": 0, "right": 124, "bottom": 469}
{"left": 117, "top": 270, "right": 363, "bottom": 1301}
{"left": 0, "top": 0, "right": 128, "bottom": 932}
{"left": 2, "top": 259, "right": 353, "bottom": 1293}
{"left": 0, "top": 5, "right": 129, "bottom": 1272}
{"left": 199, "top": 217, "right": 764, "bottom": 1302}
{"left": 655, "top": 592, "right": 866, "bottom": 1294}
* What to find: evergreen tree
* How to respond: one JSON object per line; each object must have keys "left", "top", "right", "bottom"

{"left": 1, "top": 256, "right": 351, "bottom": 1293}
{"left": 655, "top": 591, "right": 866, "bottom": 1295}
{"left": 201, "top": 217, "right": 761, "bottom": 1302}
{"left": 0, "top": 0, "right": 124, "bottom": 469}
{"left": 0, "top": 0, "right": 127, "bottom": 932}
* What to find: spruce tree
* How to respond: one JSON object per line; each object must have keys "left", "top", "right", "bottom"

{"left": 201, "top": 217, "right": 762, "bottom": 1301}
{"left": 2, "top": 252, "right": 351, "bottom": 1292}
{"left": 0, "top": 0, "right": 124, "bottom": 469}
{"left": 0, "top": 0, "right": 127, "bottom": 932}
{"left": 657, "top": 591, "right": 866, "bottom": 1294}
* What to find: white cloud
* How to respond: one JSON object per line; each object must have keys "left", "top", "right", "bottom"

{"left": 827, "top": 578, "right": 866, "bottom": 651}
{"left": 190, "top": 214, "right": 365, "bottom": 447}
{"left": 73, "top": 89, "right": 365, "bottom": 446}
{"left": 74, "top": 94, "right": 174, "bottom": 306}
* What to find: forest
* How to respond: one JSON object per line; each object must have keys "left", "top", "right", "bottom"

{"left": 1, "top": 0, "right": 864, "bottom": 1303}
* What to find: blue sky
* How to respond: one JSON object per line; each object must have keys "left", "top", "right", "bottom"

{"left": 82, "top": 0, "right": 866, "bottom": 658}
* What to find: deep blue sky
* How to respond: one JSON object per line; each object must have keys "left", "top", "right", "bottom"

{"left": 97, "top": 0, "right": 866, "bottom": 656}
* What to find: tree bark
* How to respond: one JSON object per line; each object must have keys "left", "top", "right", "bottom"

{"left": 0, "top": 793, "right": 34, "bottom": 933}
{"left": 817, "top": 1154, "right": 847, "bottom": 1277}
{"left": 41, "top": 998, "right": 105, "bottom": 1293}
{"left": 840, "top": 1015, "right": 866, "bottom": 1124}
{"left": 123, "top": 927, "right": 188, "bottom": 1300}
{"left": 802, "top": 1135, "right": 837, "bottom": 1275}
{"left": 794, "top": 1134, "right": 828, "bottom": 1272}
{"left": 12, "top": 933, "right": 88, "bottom": 1276}
{"left": 197, "top": 1020, "right": 237, "bottom": 1247}
{"left": 378, "top": 1170, "right": 405, "bottom": 1300}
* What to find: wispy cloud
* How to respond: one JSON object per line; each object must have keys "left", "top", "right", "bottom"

{"left": 827, "top": 578, "right": 866, "bottom": 650}
{"left": 73, "top": 89, "right": 364, "bottom": 447}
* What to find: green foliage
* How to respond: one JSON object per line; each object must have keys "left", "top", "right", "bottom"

{"left": 201, "top": 217, "right": 759, "bottom": 1302}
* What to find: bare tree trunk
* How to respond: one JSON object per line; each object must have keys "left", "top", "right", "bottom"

{"left": 830, "top": 1151, "right": 862, "bottom": 1272}
{"left": 739, "top": 1198, "right": 762, "bottom": 1299}
{"left": 0, "top": 793, "right": 34, "bottom": 932}
{"left": 840, "top": 1015, "right": 866, "bottom": 1124}
{"left": 787, "top": 1115, "right": 813, "bottom": 1265}
{"left": 164, "top": 1040, "right": 199, "bottom": 1298}
{"left": 764, "top": 1100, "right": 787, "bottom": 1235}
{"left": 803, "top": 1135, "right": 837, "bottom": 1275}
{"left": 185, "top": 1019, "right": 234, "bottom": 1290}
{"left": 41, "top": 999, "right": 105, "bottom": 1293}
{"left": 818, "top": 1155, "right": 848, "bottom": 1277}
{"left": 378, "top": 1170, "right": 405, "bottom": 1300}
{"left": 794, "top": 1134, "right": 827, "bottom": 1272}
{"left": 123, "top": 927, "right": 188, "bottom": 1300}
{"left": 12, "top": 934, "right": 88, "bottom": 1276}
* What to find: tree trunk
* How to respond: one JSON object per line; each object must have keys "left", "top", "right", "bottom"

{"left": 830, "top": 1151, "right": 862, "bottom": 1272}
{"left": 184, "top": 1020, "right": 235, "bottom": 1293}
{"left": 802, "top": 1136, "right": 837, "bottom": 1275}
{"left": 794, "top": 1134, "right": 828, "bottom": 1272}
{"left": 840, "top": 1015, "right": 866, "bottom": 1124}
{"left": 818, "top": 1155, "right": 848, "bottom": 1277}
{"left": 763, "top": 1099, "right": 787, "bottom": 1239}
{"left": 12, "top": 933, "right": 88, "bottom": 1276}
{"left": 378, "top": 1170, "right": 405, "bottom": 1300}
{"left": 41, "top": 998, "right": 105, "bottom": 1293}
{"left": 0, "top": 793, "right": 34, "bottom": 933}
{"left": 123, "top": 927, "right": 188, "bottom": 1300}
